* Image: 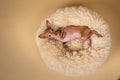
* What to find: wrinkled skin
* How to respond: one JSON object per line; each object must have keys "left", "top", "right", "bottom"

{"left": 38, "top": 20, "right": 103, "bottom": 48}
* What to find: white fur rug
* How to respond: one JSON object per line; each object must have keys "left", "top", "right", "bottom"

{"left": 36, "top": 6, "right": 111, "bottom": 75}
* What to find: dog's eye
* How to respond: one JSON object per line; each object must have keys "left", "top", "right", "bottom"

{"left": 48, "top": 34, "right": 51, "bottom": 37}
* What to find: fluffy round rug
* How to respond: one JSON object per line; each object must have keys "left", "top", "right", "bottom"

{"left": 36, "top": 6, "right": 111, "bottom": 75}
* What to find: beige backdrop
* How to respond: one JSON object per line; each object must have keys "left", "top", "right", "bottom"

{"left": 0, "top": 0, "right": 120, "bottom": 80}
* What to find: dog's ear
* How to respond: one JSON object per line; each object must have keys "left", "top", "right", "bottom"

{"left": 46, "top": 20, "right": 51, "bottom": 28}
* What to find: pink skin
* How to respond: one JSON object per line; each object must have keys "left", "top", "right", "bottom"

{"left": 38, "top": 20, "right": 103, "bottom": 48}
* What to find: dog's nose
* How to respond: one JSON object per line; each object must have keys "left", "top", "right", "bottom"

{"left": 38, "top": 34, "right": 46, "bottom": 38}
